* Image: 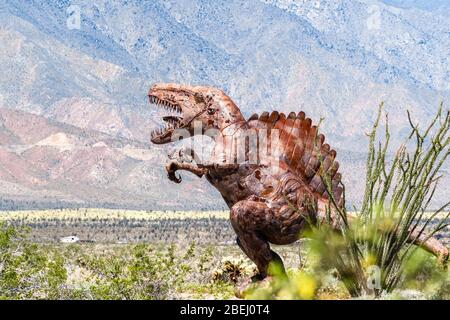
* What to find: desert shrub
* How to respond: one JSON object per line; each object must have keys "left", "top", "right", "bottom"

{"left": 391, "top": 248, "right": 449, "bottom": 299}
{"left": 0, "top": 223, "right": 205, "bottom": 300}
{"left": 0, "top": 222, "right": 70, "bottom": 299}
{"left": 198, "top": 245, "right": 214, "bottom": 275}
{"left": 211, "top": 256, "right": 256, "bottom": 284}
{"left": 75, "top": 243, "right": 192, "bottom": 299}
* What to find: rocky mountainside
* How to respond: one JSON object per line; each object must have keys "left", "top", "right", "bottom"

{"left": 0, "top": 108, "right": 219, "bottom": 210}
{"left": 0, "top": 0, "right": 448, "bottom": 209}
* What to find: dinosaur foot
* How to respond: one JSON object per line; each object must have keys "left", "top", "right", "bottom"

{"left": 234, "top": 275, "right": 273, "bottom": 299}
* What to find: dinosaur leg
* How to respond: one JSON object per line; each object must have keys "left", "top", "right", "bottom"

{"left": 230, "top": 199, "right": 286, "bottom": 279}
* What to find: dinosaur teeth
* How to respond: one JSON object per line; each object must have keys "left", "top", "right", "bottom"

{"left": 148, "top": 95, "right": 182, "bottom": 115}
{"left": 151, "top": 120, "right": 179, "bottom": 139}
{"left": 149, "top": 95, "right": 183, "bottom": 140}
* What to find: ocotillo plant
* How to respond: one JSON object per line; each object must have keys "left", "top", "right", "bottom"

{"left": 319, "top": 103, "right": 449, "bottom": 297}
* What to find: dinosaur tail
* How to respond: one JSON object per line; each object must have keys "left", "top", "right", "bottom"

{"left": 328, "top": 211, "right": 448, "bottom": 265}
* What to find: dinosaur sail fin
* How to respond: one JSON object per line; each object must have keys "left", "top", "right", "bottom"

{"left": 248, "top": 111, "right": 343, "bottom": 205}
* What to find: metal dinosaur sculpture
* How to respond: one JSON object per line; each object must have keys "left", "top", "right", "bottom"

{"left": 148, "top": 83, "right": 449, "bottom": 281}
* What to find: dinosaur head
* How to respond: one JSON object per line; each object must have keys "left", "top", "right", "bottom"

{"left": 148, "top": 83, "right": 244, "bottom": 144}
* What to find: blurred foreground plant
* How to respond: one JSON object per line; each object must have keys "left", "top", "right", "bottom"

{"left": 317, "top": 103, "right": 449, "bottom": 297}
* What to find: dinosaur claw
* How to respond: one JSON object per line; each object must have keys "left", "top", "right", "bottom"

{"left": 168, "top": 170, "right": 182, "bottom": 183}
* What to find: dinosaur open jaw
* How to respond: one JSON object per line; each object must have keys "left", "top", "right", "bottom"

{"left": 149, "top": 95, "right": 184, "bottom": 143}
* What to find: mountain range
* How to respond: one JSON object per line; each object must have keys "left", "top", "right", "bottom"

{"left": 0, "top": 0, "right": 448, "bottom": 209}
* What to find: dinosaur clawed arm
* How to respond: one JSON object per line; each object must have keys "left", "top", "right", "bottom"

{"left": 165, "top": 147, "right": 206, "bottom": 183}
{"left": 196, "top": 150, "right": 240, "bottom": 173}
{"left": 165, "top": 161, "right": 206, "bottom": 183}
{"left": 197, "top": 162, "right": 239, "bottom": 174}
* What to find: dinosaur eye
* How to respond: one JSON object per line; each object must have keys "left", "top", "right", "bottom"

{"left": 207, "top": 107, "right": 216, "bottom": 115}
